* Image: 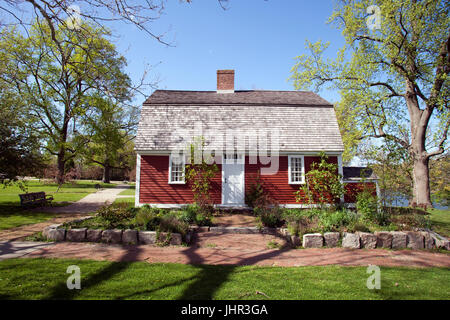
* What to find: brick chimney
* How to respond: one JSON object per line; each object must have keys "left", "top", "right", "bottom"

{"left": 217, "top": 70, "right": 235, "bottom": 93}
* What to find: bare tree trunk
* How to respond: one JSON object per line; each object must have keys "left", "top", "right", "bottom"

{"left": 102, "top": 164, "right": 111, "bottom": 184}
{"left": 411, "top": 155, "right": 432, "bottom": 208}
{"left": 406, "top": 81, "right": 433, "bottom": 208}
{"left": 56, "top": 148, "right": 66, "bottom": 185}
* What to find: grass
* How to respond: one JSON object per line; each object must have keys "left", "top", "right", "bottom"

{"left": 113, "top": 197, "right": 135, "bottom": 205}
{"left": 0, "top": 180, "right": 115, "bottom": 230}
{"left": 428, "top": 209, "right": 450, "bottom": 238}
{"left": 118, "top": 187, "right": 135, "bottom": 196}
{"left": 0, "top": 258, "right": 448, "bottom": 300}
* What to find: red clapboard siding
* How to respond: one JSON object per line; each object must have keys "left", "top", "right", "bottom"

{"left": 344, "top": 182, "right": 377, "bottom": 203}
{"left": 245, "top": 156, "right": 338, "bottom": 204}
{"left": 139, "top": 155, "right": 222, "bottom": 204}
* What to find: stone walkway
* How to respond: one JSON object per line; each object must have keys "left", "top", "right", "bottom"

{"left": 0, "top": 184, "right": 132, "bottom": 241}
{"left": 7, "top": 241, "right": 449, "bottom": 268}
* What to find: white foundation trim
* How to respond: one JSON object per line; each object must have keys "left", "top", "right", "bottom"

{"left": 135, "top": 154, "right": 141, "bottom": 208}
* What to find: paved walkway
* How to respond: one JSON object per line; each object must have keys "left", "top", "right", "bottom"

{"left": 5, "top": 241, "right": 448, "bottom": 268}
{"left": 36, "top": 184, "right": 131, "bottom": 214}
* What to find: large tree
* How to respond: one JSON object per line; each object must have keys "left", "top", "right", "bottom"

{"left": 0, "top": 80, "right": 45, "bottom": 182}
{"left": 290, "top": 0, "right": 449, "bottom": 208}
{"left": 0, "top": 21, "right": 132, "bottom": 183}
{"left": 82, "top": 95, "right": 138, "bottom": 183}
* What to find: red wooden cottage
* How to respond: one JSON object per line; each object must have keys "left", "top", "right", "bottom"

{"left": 134, "top": 70, "right": 377, "bottom": 208}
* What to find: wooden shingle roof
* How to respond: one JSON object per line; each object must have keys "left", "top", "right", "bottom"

{"left": 136, "top": 90, "right": 344, "bottom": 152}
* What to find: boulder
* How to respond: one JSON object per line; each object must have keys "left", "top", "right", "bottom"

{"left": 419, "top": 231, "right": 435, "bottom": 249}
{"left": 357, "top": 232, "right": 377, "bottom": 249}
{"left": 323, "top": 232, "right": 340, "bottom": 247}
{"left": 122, "top": 229, "right": 138, "bottom": 244}
{"left": 102, "top": 229, "right": 123, "bottom": 244}
{"left": 66, "top": 228, "right": 87, "bottom": 242}
{"left": 170, "top": 233, "right": 182, "bottom": 245}
{"left": 428, "top": 231, "right": 450, "bottom": 250}
{"left": 374, "top": 231, "right": 393, "bottom": 248}
{"left": 86, "top": 229, "right": 103, "bottom": 242}
{"left": 406, "top": 232, "right": 424, "bottom": 249}
{"left": 302, "top": 233, "right": 323, "bottom": 248}
{"left": 42, "top": 224, "right": 61, "bottom": 238}
{"left": 390, "top": 231, "right": 407, "bottom": 249}
{"left": 139, "top": 231, "right": 157, "bottom": 244}
{"left": 342, "top": 233, "right": 360, "bottom": 248}
{"left": 290, "top": 235, "right": 301, "bottom": 247}
{"left": 46, "top": 228, "right": 66, "bottom": 241}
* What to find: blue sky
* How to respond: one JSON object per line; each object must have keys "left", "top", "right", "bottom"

{"left": 109, "top": 0, "right": 344, "bottom": 104}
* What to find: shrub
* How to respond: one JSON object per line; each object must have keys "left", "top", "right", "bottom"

{"left": 356, "top": 189, "right": 378, "bottom": 219}
{"left": 134, "top": 206, "right": 161, "bottom": 230}
{"left": 318, "top": 209, "right": 357, "bottom": 232}
{"left": 254, "top": 196, "right": 283, "bottom": 228}
{"left": 283, "top": 209, "right": 311, "bottom": 236}
{"left": 97, "top": 202, "right": 136, "bottom": 228}
{"left": 179, "top": 204, "right": 198, "bottom": 224}
{"left": 245, "top": 176, "right": 265, "bottom": 208}
{"left": 159, "top": 213, "right": 189, "bottom": 236}
{"left": 295, "top": 152, "right": 344, "bottom": 208}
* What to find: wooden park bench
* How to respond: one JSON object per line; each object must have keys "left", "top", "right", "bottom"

{"left": 19, "top": 192, "right": 54, "bottom": 207}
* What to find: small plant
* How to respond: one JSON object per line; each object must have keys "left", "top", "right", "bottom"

{"left": 282, "top": 209, "right": 312, "bottom": 236}
{"left": 159, "top": 213, "right": 189, "bottom": 236}
{"left": 267, "top": 240, "right": 282, "bottom": 249}
{"left": 356, "top": 188, "right": 378, "bottom": 220}
{"left": 245, "top": 175, "right": 265, "bottom": 208}
{"left": 252, "top": 192, "right": 283, "bottom": 228}
{"left": 134, "top": 206, "right": 160, "bottom": 230}
{"left": 97, "top": 202, "right": 136, "bottom": 229}
{"left": 318, "top": 209, "right": 357, "bottom": 232}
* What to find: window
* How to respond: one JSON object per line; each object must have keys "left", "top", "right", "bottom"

{"left": 169, "top": 154, "right": 185, "bottom": 184}
{"left": 288, "top": 155, "right": 305, "bottom": 184}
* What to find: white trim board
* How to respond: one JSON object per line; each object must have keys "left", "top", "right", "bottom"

{"left": 135, "top": 154, "right": 141, "bottom": 208}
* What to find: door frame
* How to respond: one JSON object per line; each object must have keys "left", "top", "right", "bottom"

{"left": 221, "top": 153, "right": 245, "bottom": 206}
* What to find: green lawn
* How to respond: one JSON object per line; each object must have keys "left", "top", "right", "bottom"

{"left": 429, "top": 209, "right": 450, "bottom": 238}
{"left": 118, "top": 187, "right": 135, "bottom": 196}
{"left": 0, "top": 180, "right": 115, "bottom": 230}
{"left": 113, "top": 197, "right": 135, "bottom": 205}
{"left": 0, "top": 258, "right": 448, "bottom": 300}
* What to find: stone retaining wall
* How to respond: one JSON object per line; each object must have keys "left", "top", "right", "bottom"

{"left": 43, "top": 224, "right": 184, "bottom": 246}
{"left": 298, "top": 230, "right": 449, "bottom": 250}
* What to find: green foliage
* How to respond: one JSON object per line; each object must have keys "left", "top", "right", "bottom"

{"left": 159, "top": 213, "right": 189, "bottom": 236}
{"left": 290, "top": 0, "right": 449, "bottom": 206}
{"left": 282, "top": 209, "right": 316, "bottom": 236}
{"left": 185, "top": 137, "right": 219, "bottom": 217}
{"left": 178, "top": 204, "right": 212, "bottom": 226}
{"left": 0, "top": 21, "right": 133, "bottom": 183}
{"left": 134, "top": 206, "right": 161, "bottom": 231}
{"left": 356, "top": 189, "right": 378, "bottom": 219}
{"left": 318, "top": 209, "right": 358, "bottom": 232}
{"left": 97, "top": 202, "right": 136, "bottom": 229}
{"left": 295, "top": 152, "right": 344, "bottom": 207}
{"left": 253, "top": 196, "right": 283, "bottom": 228}
{"left": 245, "top": 175, "right": 265, "bottom": 208}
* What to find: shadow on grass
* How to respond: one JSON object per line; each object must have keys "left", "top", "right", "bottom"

{"left": 44, "top": 246, "right": 143, "bottom": 300}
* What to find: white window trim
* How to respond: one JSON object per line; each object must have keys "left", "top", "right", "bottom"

{"left": 288, "top": 155, "right": 305, "bottom": 184}
{"left": 168, "top": 154, "right": 186, "bottom": 184}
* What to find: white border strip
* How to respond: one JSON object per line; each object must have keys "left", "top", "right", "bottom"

{"left": 135, "top": 154, "right": 141, "bottom": 207}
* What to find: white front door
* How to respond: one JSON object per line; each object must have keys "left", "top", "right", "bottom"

{"left": 222, "top": 153, "right": 245, "bottom": 205}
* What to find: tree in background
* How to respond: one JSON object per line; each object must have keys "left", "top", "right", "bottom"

{"left": 0, "top": 21, "right": 132, "bottom": 184}
{"left": 82, "top": 95, "right": 138, "bottom": 183}
{"left": 290, "top": 0, "right": 449, "bottom": 208}
{"left": 0, "top": 81, "right": 45, "bottom": 183}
